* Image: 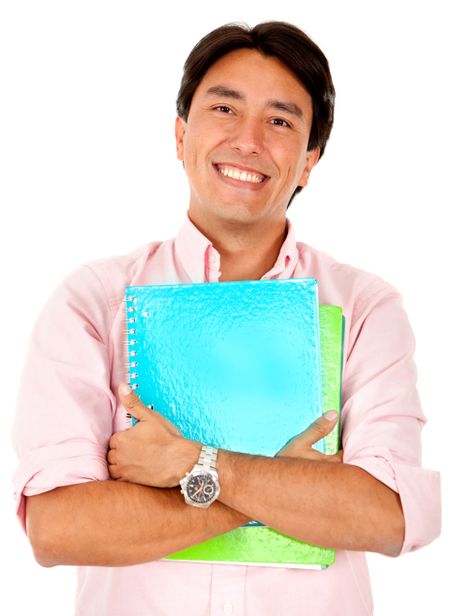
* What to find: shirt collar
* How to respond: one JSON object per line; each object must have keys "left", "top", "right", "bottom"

{"left": 174, "top": 211, "right": 299, "bottom": 283}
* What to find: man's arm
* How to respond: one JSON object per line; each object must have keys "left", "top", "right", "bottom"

{"left": 214, "top": 409, "right": 405, "bottom": 556}
{"left": 216, "top": 449, "right": 405, "bottom": 557}
{"left": 26, "top": 479, "right": 250, "bottom": 567}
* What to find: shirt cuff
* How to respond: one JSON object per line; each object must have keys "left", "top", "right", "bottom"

{"left": 344, "top": 446, "right": 441, "bottom": 556}
{"left": 12, "top": 442, "right": 110, "bottom": 534}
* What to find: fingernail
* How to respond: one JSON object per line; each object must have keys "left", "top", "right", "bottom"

{"left": 324, "top": 410, "right": 338, "bottom": 421}
{"left": 120, "top": 384, "right": 132, "bottom": 396}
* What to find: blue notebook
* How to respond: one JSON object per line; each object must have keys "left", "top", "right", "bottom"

{"left": 125, "top": 278, "right": 324, "bottom": 457}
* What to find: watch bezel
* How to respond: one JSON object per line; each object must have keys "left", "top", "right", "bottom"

{"left": 181, "top": 468, "right": 221, "bottom": 507}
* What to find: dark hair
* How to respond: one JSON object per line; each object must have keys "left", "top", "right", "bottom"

{"left": 176, "top": 21, "right": 335, "bottom": 208}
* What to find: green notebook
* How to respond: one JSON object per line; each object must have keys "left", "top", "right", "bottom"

{"left": 164, "top": 305, "right": 344, "bottom": 569}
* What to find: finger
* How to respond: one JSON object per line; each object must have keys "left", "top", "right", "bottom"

{"left": 118, "top": 383, "right": 152, "bottom": 422}
{"left": 276, "top": 441, "right": 324, "bottom": 460}
{"left": 108, "top": 463, "right": 119, "bottom": 479}
{"left": 109, "top": 431, "right": 120, "bottom": 449}
{"left": 107, "top": 448, "right": 119, "bottom": 464}
{"left": 126, "top": 404, "right": 153, "bottom": 418}
{"left": 294, "top": 410, "right": 339, "bottom": 448}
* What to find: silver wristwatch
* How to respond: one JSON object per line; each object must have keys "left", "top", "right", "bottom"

{"left": 180, "top": 445, "right": 220, "bottom": 508}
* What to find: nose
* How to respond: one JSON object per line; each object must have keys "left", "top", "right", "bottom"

{"left": 228, "top": 115, "right": 264, "bottom": 156}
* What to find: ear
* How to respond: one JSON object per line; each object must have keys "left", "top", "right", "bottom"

{"left": 175, "top": 116, "right": 187, "bottom": 161}
{"left": 298, "top": 147, "right": 321, "bottom": 188}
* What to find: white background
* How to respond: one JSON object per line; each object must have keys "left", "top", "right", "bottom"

{"left": 1, "top": 1, "right": 447, "bottom": 614}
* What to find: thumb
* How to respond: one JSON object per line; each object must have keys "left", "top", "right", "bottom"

{"left": 118, "top": 383, "right": 151, "bottom": 422}
{"left": 294, "top": 410, "right": 339, "bottom": 448}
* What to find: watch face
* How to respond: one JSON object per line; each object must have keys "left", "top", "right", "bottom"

{"left": 186, "top": 472, "right": 217, "bottom": 503}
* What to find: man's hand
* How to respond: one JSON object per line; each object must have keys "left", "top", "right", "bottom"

{"left": 276, "top": 410, "right": 343, "bottom": 463}
{"left": 107, "top": 384, "right": 201, "bottom": 488}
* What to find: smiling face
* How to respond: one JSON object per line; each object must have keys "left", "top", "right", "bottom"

{"left": 175, "top": 48, "right": 320, "bottom": 229}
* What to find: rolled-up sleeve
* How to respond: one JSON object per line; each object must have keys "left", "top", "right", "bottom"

{"left": 341, "top": 282, "right": 441, "bottom": 556}
{"left": 12, "top": 265, "right": 116, "bottom": 533}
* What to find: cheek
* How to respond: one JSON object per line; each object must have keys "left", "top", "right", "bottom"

{"left": 271, "top": 139, "right": 305, "bottom": 170}
{"left": 183, "top": 133, "right": 206, "bottom": 166}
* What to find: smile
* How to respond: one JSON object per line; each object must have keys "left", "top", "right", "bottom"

{"left": 213, "top": 163, "right": 269, "bottom": 186}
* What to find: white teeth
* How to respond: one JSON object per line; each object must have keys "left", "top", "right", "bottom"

{"left": 217, "top": 165, "right": 265, "bottom": 184}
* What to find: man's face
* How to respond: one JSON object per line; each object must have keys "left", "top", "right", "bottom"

{"left": 175, "top": 48, "right": 320, "bottom": 228}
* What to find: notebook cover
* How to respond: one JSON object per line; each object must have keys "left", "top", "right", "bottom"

{"left": 125, "top": 278, "right": 324, "bottom": 456}
{"left": 320, "top": 306, "right": 344, "bottom": 456}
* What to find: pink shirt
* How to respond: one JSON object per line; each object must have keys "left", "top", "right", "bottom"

{"left": 12, "top": 213, "right": 441, "bottom": 616}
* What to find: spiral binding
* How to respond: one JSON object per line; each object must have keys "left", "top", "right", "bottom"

{"left": 124, "top": 292, "right": 139, "bottom": 392}
{"left": 124, "top": 290, "right": 157, "bottom": 427}
{"left": 124, "top": 291, "right": 140, "bottom": 427}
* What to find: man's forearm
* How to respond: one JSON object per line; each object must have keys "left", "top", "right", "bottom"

{"left": 217, "top": 451, "right": 405, "bottom": 557}
{"left": 26, "top": 479, "right": 250, "bottom": 567}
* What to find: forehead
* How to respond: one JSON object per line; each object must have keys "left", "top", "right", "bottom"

{"left": 195, "top": 48, "right": 311, "bottom": 104}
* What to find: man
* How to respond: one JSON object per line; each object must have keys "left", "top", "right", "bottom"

{"left": 13, "top": 21, "right": 440, "bottom": 615}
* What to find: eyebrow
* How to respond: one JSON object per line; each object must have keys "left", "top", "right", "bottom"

{"left": 205, "top": 85, "right": 304, "bottom": 120}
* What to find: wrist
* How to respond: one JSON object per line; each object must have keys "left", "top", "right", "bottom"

{"left": 213, "top": 450, "right": 253, "bottom": 525}
{"left": 215, "top": 448, "right": 236, "bottom": 501}
{"left": 177, "top": 438, "right": 202, "bottom": 482}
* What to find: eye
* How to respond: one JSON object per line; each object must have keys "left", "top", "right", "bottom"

{"left": 213, "top": 105, "right": 232, "bottom": 113}
{"left": 271, "top": 118, "right": 291, "bottom": 127}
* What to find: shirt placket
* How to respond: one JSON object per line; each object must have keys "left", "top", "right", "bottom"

{"left": 209, "top": 564, "right": 247, "bottom": 616}
{"left": 205, "top": 245, "right": 222, "bottom": 282}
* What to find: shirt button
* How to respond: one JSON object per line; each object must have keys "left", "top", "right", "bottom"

{"left": 223, "top": 602, "right": 233, "bottom": 615}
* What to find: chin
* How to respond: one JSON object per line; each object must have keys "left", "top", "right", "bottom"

{"left": 219, "top": 208, "right": 270, "bottom": 226}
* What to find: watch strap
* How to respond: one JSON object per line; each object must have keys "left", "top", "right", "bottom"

{"left": 198, "top": 445, "right": 218, "bottom": 471}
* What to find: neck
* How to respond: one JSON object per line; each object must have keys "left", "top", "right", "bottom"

{"left": 187, "top": 211, "right": 288, "bottom": 282}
